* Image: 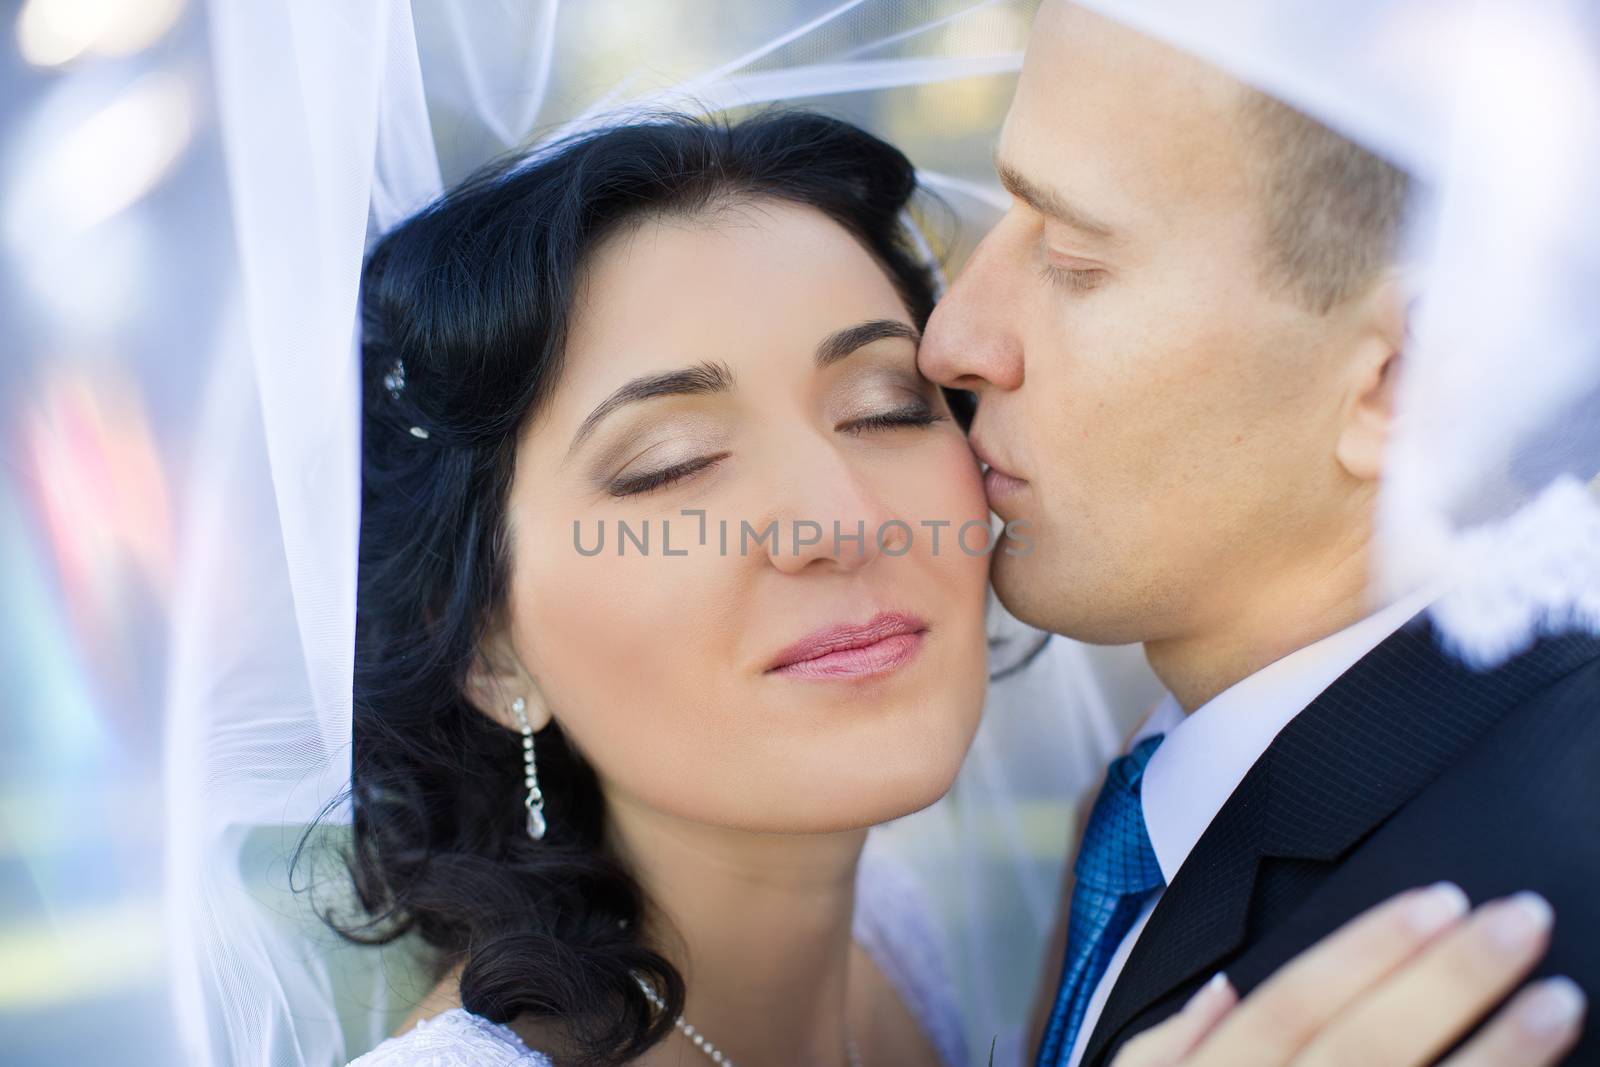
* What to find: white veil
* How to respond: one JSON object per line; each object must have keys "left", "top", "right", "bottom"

{"left": 155, "top": 3, "right": 1139, "bottom": 1066}
{"left": 4, "top": 1, "right": 1595, "bottom": 1066}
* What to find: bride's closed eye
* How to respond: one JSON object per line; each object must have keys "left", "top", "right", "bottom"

{"left": 607, "top": 451, "right": 731, "bottom": 497}
{"left": 606, "top": 401, "right": 949, "bottom": 498}
{"left": 837, "top": 403, "right": 948, "bottom": 435}
{"left": 831, "top": 367, "right": 951, "bottom": 436}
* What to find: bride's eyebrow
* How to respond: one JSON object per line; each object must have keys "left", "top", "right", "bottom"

{"left": 567, "top": 360, "right": 735, "bottom": 457}
{"left": 815, "top": 319, "right": 920, "bottom": 367}
{"left": 566, "top": 319, "right": 918, "bottom": 454}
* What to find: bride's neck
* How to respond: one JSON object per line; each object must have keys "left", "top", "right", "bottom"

{"left": 606, "top": 788, "right": 868, "bottom": 1067}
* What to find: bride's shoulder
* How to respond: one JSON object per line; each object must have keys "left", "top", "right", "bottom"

{"left": 854, "top": 843, "right": 958, "bottom": 984}
{"left": 853, "top": 845, "right": 971, "bottom": 1067}
{"left": 348, "top": 1008, "right": 553, "bottom": 1067}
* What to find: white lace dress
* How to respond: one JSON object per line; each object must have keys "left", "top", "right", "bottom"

{"left": 348, "top": 849, "right": 969, "bottom": 1067}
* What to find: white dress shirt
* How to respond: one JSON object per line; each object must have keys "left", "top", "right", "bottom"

{"left": 1063, "top": 589, "right": 1435, "bottom": 1067}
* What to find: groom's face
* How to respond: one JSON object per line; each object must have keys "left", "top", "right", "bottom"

{"left": 920, "top": 0, "right": 1376, "bottom": 645}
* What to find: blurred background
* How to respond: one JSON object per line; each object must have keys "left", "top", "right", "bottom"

{"left": 3, "top": 1, "right": 219, "bottom": 1063}
{"left": 0, "top": 1, "right": 1158, "bottom": 1064}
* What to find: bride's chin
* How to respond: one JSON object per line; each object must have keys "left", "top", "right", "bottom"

{"left": 866, "top": 756, "right": 968, "bottom": 824}
{"left": 749, "top": 754, "right": 969, "bottom": 836}
{"left": 788, "top": 697, "right": 985, "bottom": 833}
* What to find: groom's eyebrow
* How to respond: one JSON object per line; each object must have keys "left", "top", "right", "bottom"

{"left": 994, "top": 151, "right": 1118, "bottom": 241}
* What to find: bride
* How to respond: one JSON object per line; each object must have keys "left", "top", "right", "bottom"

{"left": 345, "top": 108, "right": 989, "bottom": 1067}
{"left": 335, "top": 109, "right": 1564, "bottom": 1067}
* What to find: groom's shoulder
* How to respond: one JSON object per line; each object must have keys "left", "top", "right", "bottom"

{"left": 1464, "top": 632, "right": 1600, "bottom": 796}
{"left": 1248, "top": 630, "right": 1600, "bottom": 944}
{"left": 1317, "top": 630, "right": 1600, "bottom": 933}
{"left": 1323, "top": 626, "right": 1600, "bottom": 838}
{"left": 1406, "top": 632, "right": 1600, "bottom": 843}
{"left": 1379, "top": 624, "right": 1600, "bottom": 802}
{"left": 1228, "top": 636, "right": 1600, "bottom": 1033}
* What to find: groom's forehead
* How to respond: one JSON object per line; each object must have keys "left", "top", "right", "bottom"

{"left": 1021, "top": 0, "right": 1412, "bottom": 312}
{"left": 1030, "top": 0, "right": 1242, "bottom": 98}
{"left": 1005, "top": 7, "right": 1256, "bottom": 232}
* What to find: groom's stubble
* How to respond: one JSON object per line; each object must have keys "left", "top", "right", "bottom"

{"left": 917, "top": 0, "right": 1412, "bottom": 709}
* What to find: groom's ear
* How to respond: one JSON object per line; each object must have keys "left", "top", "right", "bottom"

{"left": 1334, "top": 271, "right": 1407, "bottom": 483}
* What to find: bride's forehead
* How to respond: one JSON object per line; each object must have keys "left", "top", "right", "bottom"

{"left": 561, "top": 214, "right": 908, "bottom": 365}
{"left": 579, "top": 199, "right": 888, "bottom": 292}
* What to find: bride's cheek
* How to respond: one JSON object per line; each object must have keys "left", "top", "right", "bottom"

{"left": 508, "top": 435, "right": 992, "bottom": 835}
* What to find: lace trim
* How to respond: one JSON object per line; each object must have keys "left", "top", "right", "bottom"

{"left": 1429, "top": 476, "right": 1600, "bottom": 668}
{"left": 347, "top": 1008, "right": 551, "bottom": 1066}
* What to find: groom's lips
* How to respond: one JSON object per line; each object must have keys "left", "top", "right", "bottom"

{"left": 970, "top": 436, "right": 1028, "bottom": 504}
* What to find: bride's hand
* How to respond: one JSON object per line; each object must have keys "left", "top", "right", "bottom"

{"left": 1112, "top": 884, "right": 1585, "bottom": 1067}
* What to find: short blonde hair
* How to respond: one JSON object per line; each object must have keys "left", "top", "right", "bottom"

{"left": 1240, "top": 88, "right": 1412, "bottom": 314}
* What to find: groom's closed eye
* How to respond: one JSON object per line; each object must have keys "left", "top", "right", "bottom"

{"left": 1038, "top": 261, "right": 1109, "bottom": 294}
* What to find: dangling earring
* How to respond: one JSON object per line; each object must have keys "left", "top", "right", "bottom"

{"left": 510, "top": 696, "right": 547, "bottom": 840}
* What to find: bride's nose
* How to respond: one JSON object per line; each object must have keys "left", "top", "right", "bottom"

{"left": 758, "top": 439, "right": 897, "bottom": 576}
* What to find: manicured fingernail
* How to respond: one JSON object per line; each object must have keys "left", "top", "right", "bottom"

{"left": 1183, "top": 972, "right": 1233, "bottom": 1014}
{"left": 1520, "top": 977, "right": 1586, "bottom": 1038}
{"left": 1485, "top": 892, "right": 1554, "bottom": 952}
{"left": 1407, "top": 881, "right": 1470, "bottom": 935}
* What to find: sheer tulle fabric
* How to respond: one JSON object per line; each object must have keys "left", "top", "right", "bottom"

{"left": 160, "top": 1, "right": 1600, "bottom": 1066}
{"left": 169, "top": 4, "right": 1130, "bottom": 1066}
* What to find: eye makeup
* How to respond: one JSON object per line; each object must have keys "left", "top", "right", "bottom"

{"left": 587, "top": 409, "right": 731, "bottom": 499}
{"left": 598, "top": 402, "right": 946, "bottom": 499}
{"left": 840, "top": 406, "right": 946, "bottom": 435}
{"left": 607, "top": 451, "right": 731, "bottom": 497}
{"left": 829, "top": 366, "right": 947, "bottom": 435}
{"left": 587, "top": 344, "right": 948, "bottom": 499}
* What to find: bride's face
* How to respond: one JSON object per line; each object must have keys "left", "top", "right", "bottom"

{"left": 499, "top": 199, "right": 991, "bottom": 833}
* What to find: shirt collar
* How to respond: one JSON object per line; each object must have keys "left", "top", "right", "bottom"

{"left": 1136, "top": 588, "right": 1436, "bottom": 884}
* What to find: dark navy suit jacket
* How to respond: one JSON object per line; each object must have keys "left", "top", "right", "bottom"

{"left": 1078, "top": 619, "right": 1600, "bottom": 1067}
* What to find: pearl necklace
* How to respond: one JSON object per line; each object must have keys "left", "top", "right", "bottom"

{"left": 633, "top": 974, "right": 863, "bottom": 1067}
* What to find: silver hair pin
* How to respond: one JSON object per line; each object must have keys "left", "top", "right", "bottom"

{"left": 382, "top": 358, "right": 407, "bottom": 399}
{"left": 382, "top": 358, "right": 431, "bottom": 438}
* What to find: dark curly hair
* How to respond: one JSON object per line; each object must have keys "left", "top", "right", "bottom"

{"left": 314, "top": 109, "right": 959, "bottom": 1067}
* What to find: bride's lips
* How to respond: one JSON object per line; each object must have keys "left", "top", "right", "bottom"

{"left": 969, "top": 435, "right": 1028, "bottom": 503}
{"left": 765, "top": 611, "right": 928, "bottom": 681}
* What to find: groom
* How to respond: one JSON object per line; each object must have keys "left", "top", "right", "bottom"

{"left": 918, "top": 2, "right": 1600, "bottom": 1065}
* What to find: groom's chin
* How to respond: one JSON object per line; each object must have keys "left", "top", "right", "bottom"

{"left": 988, "top": 545, "right": 1062, "bottom": 631}
{"left": 990, "top": 543, "right": 1149, "bottom": 646}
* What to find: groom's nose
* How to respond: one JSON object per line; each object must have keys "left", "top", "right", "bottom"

{"left": 917, "top": 222, "right": 1026, "bottom": 393}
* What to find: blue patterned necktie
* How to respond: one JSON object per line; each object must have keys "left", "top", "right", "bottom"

{"left": 1035, "top": 734, "right": 1167, "bottom": 1067}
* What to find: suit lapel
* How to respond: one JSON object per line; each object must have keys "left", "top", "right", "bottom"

{"left": 1081, "top": 619, "right": 1600, "bottom": 1067}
